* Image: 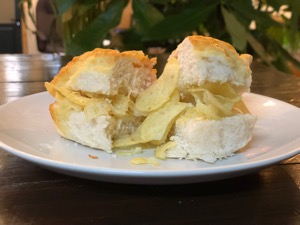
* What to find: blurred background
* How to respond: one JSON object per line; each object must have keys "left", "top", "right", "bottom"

{"left": 1, "top": 0, "right": 299, "bottom": 75}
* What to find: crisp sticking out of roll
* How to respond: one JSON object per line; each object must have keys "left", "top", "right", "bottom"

{"left": 45, "top": 48, "right": 156, "bottom": 152}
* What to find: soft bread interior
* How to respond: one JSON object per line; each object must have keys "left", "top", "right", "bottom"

{"left": 50, "top": 102, "right": 115, "bottom": 152}
{"left": 166, "top": 114, "right": 256, "bottom": 163}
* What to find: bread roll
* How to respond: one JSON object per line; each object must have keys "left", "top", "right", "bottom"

{"left": 46, "top": 48, "right": 156, "bottom": 152}
{"left": 155, "top": 36, "right": 256, "bottom": 162}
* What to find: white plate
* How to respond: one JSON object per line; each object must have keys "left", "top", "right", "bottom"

{"left": 0, "top": 92, "right": 299, "bottom": 184}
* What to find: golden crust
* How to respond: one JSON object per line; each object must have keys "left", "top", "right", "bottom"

{"left": 187, "top": 35, "right": 237, "bottom": 53}
{"left": 121, "top": 50, "right": 156, "bottom": 68}
{"left": 120, "top": 50, "right": 157, "bottom": 83}
{"left": 45, "top": 48, "right": 157, "bottom": 96}
{"left": 46, "top": 49, "right": 120, "bottom": 96}
{"left": 49, "top": 102, "right": 66, "bottom": 137}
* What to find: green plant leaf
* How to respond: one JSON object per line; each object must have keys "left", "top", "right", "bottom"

{"left": 263, "top": 0, "right": 284, "bottom": 11}
{"left": 221, "top": 6, "right": 247, "bottom": 51}
{"left": 273, "top": 40, "right": 300, "bottom": 68}
{"left": 201, "top": 6, "right": 230, "bottom": 42}
{"left": 55, "top": 0, "right": 76, "bottom": 15}
{"left": 266, "top": 26, "right": 284, "bottom": 44}
{"left": 65, "top": 0, "right": 128, "bottom": 55}
{"left": 132, "top": 0, "right": 164, "bottom": 34}
{"left": 288, "top": 5, "right": 300, "bottom": 51}
{"left": 229, "top": 1, "right": 280, "bottom": 29}
{"left": 246, "top": 32, "right": 273, "bottom": 67}
{"left": 144, "top": 0, "right": 218, "bottom": 41}
{"left": 119, "top": 29, "right": 145, "bottom": 51}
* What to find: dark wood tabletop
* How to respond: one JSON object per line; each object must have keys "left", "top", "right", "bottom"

{"left": 0, "top": 53, "right": 299, "bottom": 225}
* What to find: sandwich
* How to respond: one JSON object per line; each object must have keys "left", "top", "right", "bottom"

{"left": 162, "top": 36, "right": 256, "bottom": 163}
{"left": 114, "top": 35, "right": 256, "bottom": 163}
{"left": 45, "top": 48, "right": 157, "bottom": 153}
{"left": 46, "top": 35, "right": 256, "bottom": 163}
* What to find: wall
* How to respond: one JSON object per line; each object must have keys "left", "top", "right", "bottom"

{"left": 0, "top": 0, "right": 15, "bottom": 23}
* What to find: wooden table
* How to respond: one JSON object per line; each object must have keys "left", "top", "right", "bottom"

{"left": 0, "top": 54, "right": 299, "bottom": 225}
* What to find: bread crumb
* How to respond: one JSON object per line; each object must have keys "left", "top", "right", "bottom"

{"left": 88, "top": 154, "right": 98, "bottom": 159}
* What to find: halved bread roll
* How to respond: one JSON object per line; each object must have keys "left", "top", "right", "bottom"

{"left": 46, "top": 48, "right": 156, "bottom": 152}
{"left": 155, "top": 35, "right": 256, "bottom": 162}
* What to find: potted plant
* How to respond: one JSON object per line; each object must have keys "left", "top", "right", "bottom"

{"left": 20, "top": 0, "right": 300, "bottom": 74}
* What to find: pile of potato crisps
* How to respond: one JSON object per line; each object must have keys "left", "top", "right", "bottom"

{"left": 113, "top": 58, "right": 250, "bottom": 160}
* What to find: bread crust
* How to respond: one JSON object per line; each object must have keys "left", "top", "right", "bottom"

{"left": 47, "top": 48, "right": 157, "bottom": 96}
{"left": 187, "top": 35, "right": 237, "bottom": 53}
{"left": 47, "top": 49, "right": 120, "bottom": 97}
{"left": 170, "top": 35, "right": 252, "bottom": 93}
